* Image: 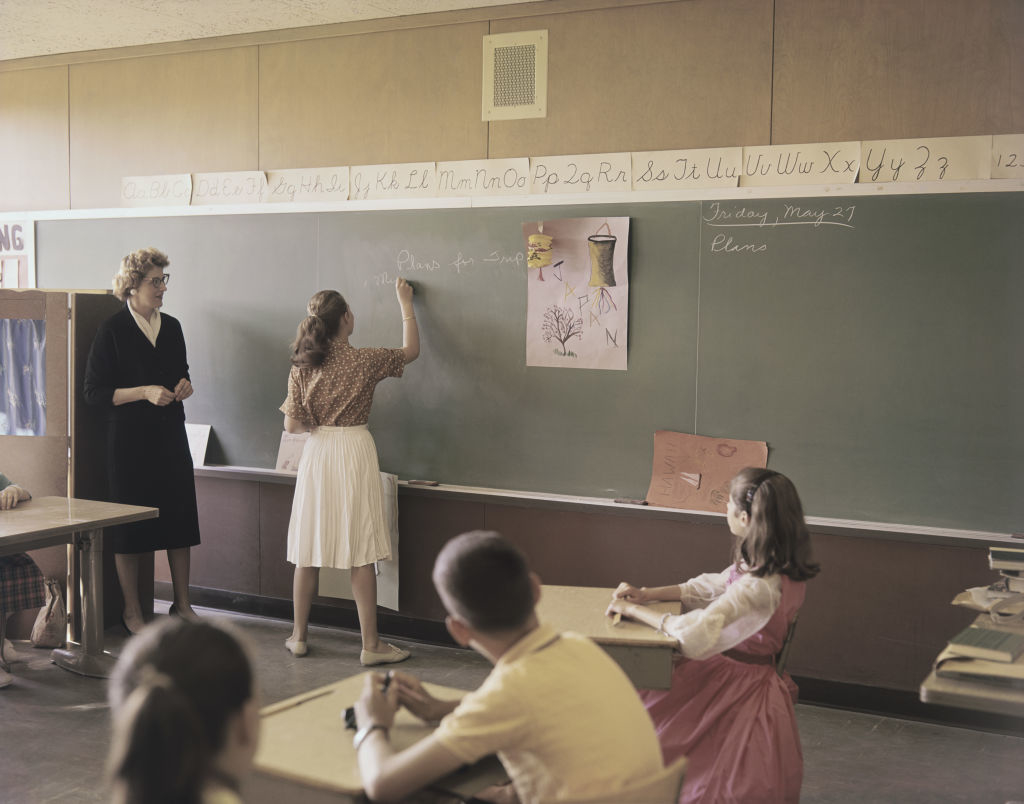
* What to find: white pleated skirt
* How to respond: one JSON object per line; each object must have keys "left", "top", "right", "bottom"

{"left": 286, "top": 425, "right": 393, "bottom": 569}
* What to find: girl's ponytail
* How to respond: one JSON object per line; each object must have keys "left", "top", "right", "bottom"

{"left": 107, "top": 668, "right": 209, "bottom": 804}
{"left": 290, "top": 290, "right": 348, "bottom": 368}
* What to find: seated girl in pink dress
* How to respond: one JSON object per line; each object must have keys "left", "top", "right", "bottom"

{"left": 606, "top": 467, "right": 820, "bottom": 804}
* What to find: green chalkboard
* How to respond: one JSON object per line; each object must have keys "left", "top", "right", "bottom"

{"left": 37, "top": 192, "right": 1022, "bottom": 533}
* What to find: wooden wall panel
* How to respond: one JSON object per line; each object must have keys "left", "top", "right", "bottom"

{"left": 0, "top": 66, "right": 69, "bottom": 212}
{"left": 259, "top": 22, "right": 489, "bottom": 170}
{"left": 488, "top": 0, "right": 773, "bottom": 158}
{"left": 68, "top": 48, "right": 258, "bottom": 209}
{"left": 773, "top": 0, "right": 1024, "bottom": 144}
{"left": 793, "top": 531, "right": 989, "bottom": 691}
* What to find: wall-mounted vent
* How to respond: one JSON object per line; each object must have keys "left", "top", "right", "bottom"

{"left": 482, "top": 30, "right": 547, "bottom": 121}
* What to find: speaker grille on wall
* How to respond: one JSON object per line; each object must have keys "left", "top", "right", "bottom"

{"left": 483, "top": 30, "right": 547, "bottom": 121}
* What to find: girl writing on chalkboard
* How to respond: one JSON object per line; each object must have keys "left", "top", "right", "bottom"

{"left": 606, "top": 468, "right": 819, "bottom": 804}
{"left": 280, "top": 278, "right": 419, "bottom": 666}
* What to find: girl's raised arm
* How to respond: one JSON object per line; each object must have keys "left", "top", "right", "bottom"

{"left": 396, "top": 278, "right": 419, "bottom": 363}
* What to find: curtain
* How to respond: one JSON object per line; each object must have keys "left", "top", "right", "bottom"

{"left": 0, "top": 318, "right": 47, "bottom": 436}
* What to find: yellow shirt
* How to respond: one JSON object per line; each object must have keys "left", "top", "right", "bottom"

{"left": 433, "top": 624, "right": 663, "bottom": 803}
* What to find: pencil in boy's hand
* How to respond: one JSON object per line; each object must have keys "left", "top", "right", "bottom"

{"left": 612, "top": 612, "right": 622, "bottom": 627}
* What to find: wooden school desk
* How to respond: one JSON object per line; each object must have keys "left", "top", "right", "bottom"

{"left": 0, "top": 496, "right": 158, "bottom": 678}
{"left": 536, "top": 584, "right": 681, "bottom": 689}
{"left": 246, "top": 672, "right": 507, "bottom": 804}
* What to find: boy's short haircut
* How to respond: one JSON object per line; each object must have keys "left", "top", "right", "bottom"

{"left": 432, "top": 530, "right": 534, "bottom": 632}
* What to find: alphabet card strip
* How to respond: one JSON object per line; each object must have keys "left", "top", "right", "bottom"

{"left": 632, "top": 147, "right": 741, "bottom": 190}
{"left": 529, "top": 153, "right": 631, "bottom": 195}
{"left": 991, "top": 134, "right": 1024, "bottom": 179}
{"left": 121, "top": 174, "right": 193, "bottom": 207}
{"left": 740, "top": 142, "right": 861, "bottom": 187}
{"left": 191, "top": 171, "right": 267, "bottom": 205}
{"left": 265, "top": 167, "right": 349, "bottom": 203}
{"left": 349, "top": 162, "right": 436, "bottom": 200}
{"left": 436, "top": 158, "right": 530, "bottom": 197}
{"left": 860, "top": 136, "right": 991, "bottom": 183}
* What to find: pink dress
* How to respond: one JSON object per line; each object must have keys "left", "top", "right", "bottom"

{"left": 640, "top": 568, "right": 805, "bottom": 804}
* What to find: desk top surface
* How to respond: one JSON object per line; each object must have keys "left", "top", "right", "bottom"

{"left": 537, "top": 584, "right": 680, "bottom": 647}
{"left": 920, "top": 670, "right": 1024, "bottom": 718}
{"left": 0, "top": 496, "right": 158, "bottom": 552}
{"left": 254, "top": 673, "right": 471, "bottom": 795}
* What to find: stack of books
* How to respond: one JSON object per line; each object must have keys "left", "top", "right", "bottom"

{"left": 934, "top": 546, "right": 1024, "bottom": 688}
{"left": 935, "top": 619, "right": 1024, "bottom": 688}
{"left": 989, "top": 545, "right": 1024, "bottom": 593}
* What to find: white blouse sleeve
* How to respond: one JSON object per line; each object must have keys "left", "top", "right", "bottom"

{"left": 663, "top": 572, "right": 782, "bottom": 660}
{"left": 677, "top": 568, "right": 732, "bottom": 609}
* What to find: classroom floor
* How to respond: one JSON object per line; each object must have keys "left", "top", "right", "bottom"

{"left": 1, "top": 603, "right": 1022, "bottom": 803}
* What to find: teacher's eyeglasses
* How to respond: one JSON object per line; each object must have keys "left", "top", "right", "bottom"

{"left": 145, "top": 274, "right": 170, "bottom": 289}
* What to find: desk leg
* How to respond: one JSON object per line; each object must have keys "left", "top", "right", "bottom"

{"left": 52, "top": 528, "right": 116, "bottom": 678}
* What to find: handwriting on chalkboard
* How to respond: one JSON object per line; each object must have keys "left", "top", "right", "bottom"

{"left": 363, "top": 248, "right": 526, "bottom": 287}
{"left": 702, "top": 201, "right": 856, "bottom": 253}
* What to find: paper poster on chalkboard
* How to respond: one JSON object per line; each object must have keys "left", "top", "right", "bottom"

{"left": 645, "top": 431, "right": 768, "bottom": 512}
{"left": 523, "top": 217, "right": 629, "bottom": 370}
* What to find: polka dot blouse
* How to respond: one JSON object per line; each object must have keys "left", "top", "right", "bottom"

{"left": 280, "top": 339, "right": 406, "bottom": 427}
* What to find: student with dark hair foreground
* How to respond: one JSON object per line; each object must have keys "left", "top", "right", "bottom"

{"left": 107, "top": 618, "right": 259, "bottom": 804}
{"left": 353, "top": 530, "right": 663, "bottom": 803}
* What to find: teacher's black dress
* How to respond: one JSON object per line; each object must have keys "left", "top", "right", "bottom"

{"left": 83, "top": 306, "right": 200, "bottom": 554}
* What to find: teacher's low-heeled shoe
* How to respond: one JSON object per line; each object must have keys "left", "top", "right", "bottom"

{"left": 284, "top": 638, "right": 308, "bottom": 657}
{"left": 360, "top": 643, "right": 410, "bottom": 666}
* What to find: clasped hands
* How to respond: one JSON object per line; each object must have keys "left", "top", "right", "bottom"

{"left": 144, "top": 378, "right": 193, "bottom": 406}
{"left": 605, "top": 581, "right": 652, "bottom": 621}
{"left": 353, "top": 669, "right": 452, "bottom": 733}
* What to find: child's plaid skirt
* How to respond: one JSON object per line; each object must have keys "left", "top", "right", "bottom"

{"left": 0, "top": 553, "right": 46, "bottom": 613}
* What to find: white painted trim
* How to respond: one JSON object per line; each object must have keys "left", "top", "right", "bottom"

{"left": 4, "top": 179, "right": 1021, "bottom": 222}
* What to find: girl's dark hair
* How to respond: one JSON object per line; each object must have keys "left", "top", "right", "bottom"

{"left": 107, "top": 618, "right": 254, "bottom": 804}
{"left": 730, "top": 468, "right": 820, "bottom": 581}
{"left": 290, "top": 290, "right": 348, "bottom": 368}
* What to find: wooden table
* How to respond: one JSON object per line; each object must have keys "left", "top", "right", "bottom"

{"left": 0, "top": 496, "right": 158, "bottom": 678}
{"left": 245, "top": 673, "right": 506, "bottom": 804}
{"left": 536, "top": 584, "right": 681, "bottom": 689}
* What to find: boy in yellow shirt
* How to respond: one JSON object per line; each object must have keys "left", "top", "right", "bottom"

{"left": 353, "top": 530, "right": 663, "bottom": 803}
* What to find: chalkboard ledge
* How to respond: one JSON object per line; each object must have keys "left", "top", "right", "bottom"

{"left": 193, "top": 465, "right": 1015, "bottom": 548}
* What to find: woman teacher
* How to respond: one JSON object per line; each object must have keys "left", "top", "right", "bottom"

{"left": 84, "top": 247, "right": 200, "bottom": 634}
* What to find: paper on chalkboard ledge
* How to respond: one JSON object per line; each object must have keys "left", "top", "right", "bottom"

{"left": 184, "top": 423, "right": 211, "bottom": 468}
{"left": 276, "top": 431, "right": 310, "bottom": 473}
{"left": 645, "top": 431, "right": 767, "bottom": 512}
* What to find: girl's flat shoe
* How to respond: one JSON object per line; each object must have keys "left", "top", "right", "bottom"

{"left": 284, "top": 638, "right": 308, "bottom": 657}
{"left": 360, "top": 643, "right": 410, "bottom": 666}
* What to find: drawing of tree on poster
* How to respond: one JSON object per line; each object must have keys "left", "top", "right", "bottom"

{"left": 542, "top": 305, "right": 583, "bottom": 356}
{"left": 523, "top": 217, "right": 630, "bottom": 370}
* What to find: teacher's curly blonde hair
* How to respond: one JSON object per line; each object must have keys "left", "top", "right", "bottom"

{"left": 112, "top": 247, "right": 169, "bottom": 302}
